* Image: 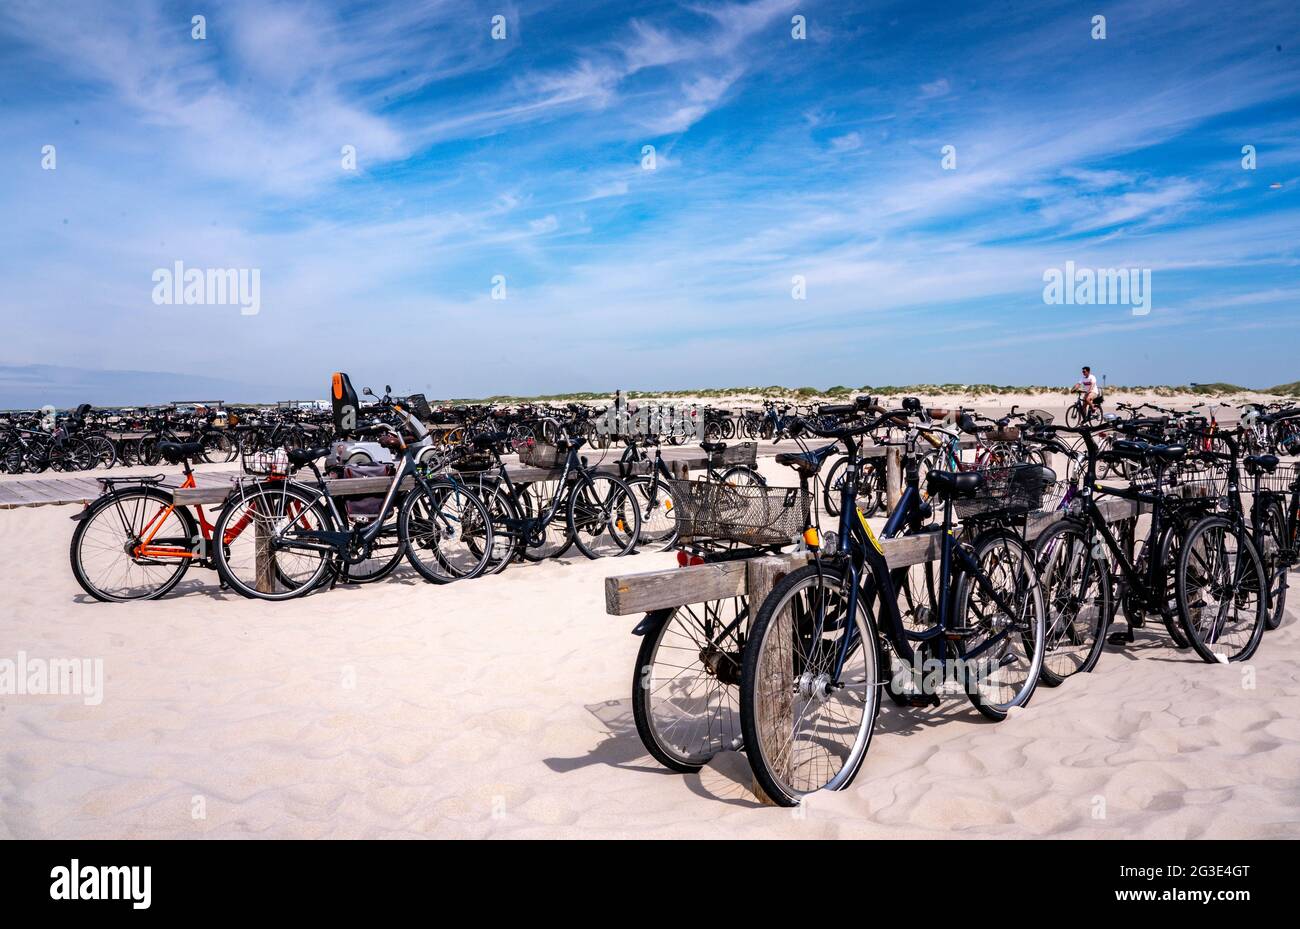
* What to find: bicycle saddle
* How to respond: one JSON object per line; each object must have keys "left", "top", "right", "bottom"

{"left": 286, "top": 446, "right": 329, "bottom": 467}
{"left": 926, "top": 470, "right": 983, "bottom": 499}
{"left": 157, "top": 441, "right": 204, "bottom": 464}
{"left": 1245, "top": 454, "right": 1280, "bottom": 474}
{"left": 472, "top": 432, "right": 509, "bottom": 450}
{"left": 774, "top": 443, "right": 837, "bottom": 477}
{"left": 1151, "top": 444, "right": 1185, "bottom": 463}
{"left": 701, "top": 441, "right": 727, "bottom": 453}
{"left": 1109, "top": 439, "right": 1151, "bottom": 461}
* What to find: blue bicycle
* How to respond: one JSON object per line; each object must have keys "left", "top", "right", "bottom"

{"left": 739, "top": 401, "right": 1048, "bottom": 805}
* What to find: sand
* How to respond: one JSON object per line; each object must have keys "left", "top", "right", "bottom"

{"left": 1, "top": 391, "right": 1297, "bottom": 838}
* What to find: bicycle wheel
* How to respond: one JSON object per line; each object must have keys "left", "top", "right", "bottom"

{"left": 212, "top": 482, "right": 335, "bottom": 600}
{"left": 1176, "top": 516, "right": 1267, "bottom": 663}
{"left": 625, "top": 476, "right": 678, "bottom": 550}
{"left": 953, "top": 533, "right": 1046, "bottom": 720}
{"left": 1034, "top": 521, "right": 1109, "bottom": 685}
{"left": 399, "top": 480, "right": 494, "bottom": 582}
{"left": 513, "top": 480, "right": 575, "bottom": 561}
{"left": 344, "top": 515, "right": 406, "bottom": 583}
{"left": 201, "top": 431, "right": 236, "bottom": 463}
{"left": 70, "top": 487, "right": 197, "bottom": 601}
{"left": 465, "top": 478, "right": 522, "bottom": 575}
{"left": 720, "top": 465, "right": 765, "bottom": 488}
{"left": 1256, "top": 499, "right": 1289, "bottom": 630}
{"left": 78, "top": 434, "right": 117, "bottom": 469}
{"left": 739, "top": 563, "right": 881, "bottom": 806}
{"left": 1065, "top": 404, "right": 1083, "bottom": 428}
{"left": 632, "top": 598, "right": 749, "bottom": 772}
{"left": 568, "top": 474, "right": 640, "bottom": 558}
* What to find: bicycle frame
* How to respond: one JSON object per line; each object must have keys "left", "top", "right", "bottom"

{"left": 822, "top": 433, "right": 1035, "bottom": 681}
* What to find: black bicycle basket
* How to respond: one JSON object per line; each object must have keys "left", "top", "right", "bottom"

{"left": 667, "top": 478, "right": 810, "bottom": 546}
{"left": 952, "top": 464, "right": 1047, "bottom": 521}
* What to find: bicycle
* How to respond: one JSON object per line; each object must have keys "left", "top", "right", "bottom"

{"left": 211, "top": 388, "right": 495, "bottom": 600}
{"left": 1037, "top": 422, "right": 1264, "bottom": 657}
{"left": 69, "top": 441, "right": 228, "bottom": 600}
{"left": 508, "top": 426, "right": 641, "bottom": 560}
{"left": 619, "top": 436, "right": 766, "bottom": 550}
{"left": 1065, "top": 389, "right": 1105, "bottom": 427}
{"left": 738, "top": 403, "right": 1047, "bottom": 805}
{"left": 1173, "top": 428, "right": 1272, "bottom": 661}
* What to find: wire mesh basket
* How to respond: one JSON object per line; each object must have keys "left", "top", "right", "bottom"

{"left": 1247, "top": 462, "right": 1299, "bottom": 494}
{"left": 241, "top": 445, "right": 290, "bottom": 476}
{"left": 518, "top": 439, "right": 564, "bottom": 468}
{"left": 1038, "top": 477, "right": 1085, "bottom": 516}
{"left": 667, "top": 478, "right": 810, "bottom": 547}
{"left": 1167, "top": 462, "right": 1230, "bottom": 500}
{"left": 952, "top": 464, "right": 1048, "bottom": 521}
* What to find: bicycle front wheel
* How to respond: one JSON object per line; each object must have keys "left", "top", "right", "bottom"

{"left": 399, "top": 480, "right": 494, "bottom": 582}
{"left": 1176, "top": 516, "right": 1267, "bottom": 662}
{"left": 1034, "top": 521, "right": 1109, "bottom": 685}
{"left": 568, "top": 474, "right": 640, "bottom": 558}
{"left": 213, "top": 482, "right": 335, "bottom": 600}
{"left": 739, "top": 564, "right": 881, "bottom": 806}
{"left": 1256, "top": 499, "right": 1289, "bottom": 630}
{"left": 625, "top": 476, "right": 678, "bottom": 550}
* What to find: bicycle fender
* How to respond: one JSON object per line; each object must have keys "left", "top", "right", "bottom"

{"left": 631, "top": 609, "right": 672, "bottom": 637}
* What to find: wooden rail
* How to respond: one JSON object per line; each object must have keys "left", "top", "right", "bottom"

{"left": 170, "top": 442, "right": 763, "bottom": 506}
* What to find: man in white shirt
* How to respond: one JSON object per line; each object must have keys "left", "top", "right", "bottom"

{"left": 1073, "top": 366, "right": 1099, "bottom": 413}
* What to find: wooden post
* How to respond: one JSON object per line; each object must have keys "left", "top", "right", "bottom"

{"left": 746, "top": 553, "right": 807, "bottom": 804}
{"left": 254, "top": 501, "right": 275, "bottom": 595}
{"left": 885, "top": 446, "right": 902, "bottom": 511}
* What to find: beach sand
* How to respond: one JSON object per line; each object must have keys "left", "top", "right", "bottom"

{"left": 1, "top": 391, "right": 1297, "bottom": 839}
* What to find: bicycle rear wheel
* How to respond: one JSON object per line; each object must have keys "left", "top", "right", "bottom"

{"left": 70, "top": 487, "right": 197, "bottom": 601}
{"left": 739, "top": 564, "right": 881, "bottom": 806}
{"left": 954, "top": 533, "right": 1046, "bottom": 719}
{"left": 1176, "top": 516, "right": 1267, "bottom": 662}
{"left": 1034, "top": 521, "right": 1109, "bottom": 685}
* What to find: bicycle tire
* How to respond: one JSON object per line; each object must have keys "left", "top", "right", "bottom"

{"left": 70, "top": 486, "right": 197, "bottom": 601}
{"left": 739, "top": 563, "right": 881, "bottom": 806}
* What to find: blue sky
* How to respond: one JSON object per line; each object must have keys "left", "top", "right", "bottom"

{"left": 1, "top": 0, "right": 1298, "bottom": 404}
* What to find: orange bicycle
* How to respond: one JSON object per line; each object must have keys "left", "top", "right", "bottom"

{"left": 69, "top": 441, "right": 260, "bottom": 601}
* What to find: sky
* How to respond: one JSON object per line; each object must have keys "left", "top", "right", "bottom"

{"left": 0, "top": 0, "right": 1298, "bottom": 405}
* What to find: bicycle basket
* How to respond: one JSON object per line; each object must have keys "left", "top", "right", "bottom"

{"left": 518, "top": 439, "right": 564, "bottom": 469}
{"left": 1168, "top": 463, "right": 1229, "bottom": 500}
{"left": 1037, "top": 477, "right": 1083, "bottom": 516}
{"left": 952, "top": 464, "right": 1047, "bottom": 521}
{"left": 667, "top": 478, "right": 810, "bottom": 547}
{"left": 241, "top": 446, "right": 290, "bottom": 477}
{"left": 1252, "top": 462, "right": 1299, "bottom": 494}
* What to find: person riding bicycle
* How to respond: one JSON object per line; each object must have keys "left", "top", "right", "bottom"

{"left": 1073, "top": 366, "right": 1100, "bottom": 414}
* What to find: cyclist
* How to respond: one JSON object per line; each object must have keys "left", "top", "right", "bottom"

{"left": 1073, "top": 366, "right": 1099, "bottom": 415}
